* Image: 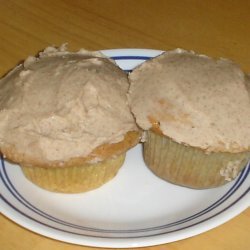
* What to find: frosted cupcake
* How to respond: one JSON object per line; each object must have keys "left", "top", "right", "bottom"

{"left": 128, "top": 49, "right": 250, "bottom": 189}
{"left": 0, "top": 45, "right": 140, "bottom": 193}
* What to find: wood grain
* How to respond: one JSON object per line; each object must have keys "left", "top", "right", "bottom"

{"left": 0, "top": 0, "right": 250, "bottom": 249}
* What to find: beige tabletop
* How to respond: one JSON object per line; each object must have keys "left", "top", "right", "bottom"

{"left": 0, "top": 1, "right": 250, "bottom": 249}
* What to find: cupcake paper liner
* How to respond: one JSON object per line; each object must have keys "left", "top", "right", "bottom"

{"left": 144, "top": 131, "right": 250, "bottom": 189}
{"left": 21, "top": 154, "right": 125, "bottom": 193}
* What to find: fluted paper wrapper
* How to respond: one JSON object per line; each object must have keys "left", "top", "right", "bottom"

{"left": 144, "top": 131, "right": 250, "bottom": 189}
{"left": 21, "top": 154, "right": 125, "bottom": 193}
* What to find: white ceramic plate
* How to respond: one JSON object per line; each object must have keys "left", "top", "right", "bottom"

{"left": 0, "top": 49, "right": 249, "bottom": 248}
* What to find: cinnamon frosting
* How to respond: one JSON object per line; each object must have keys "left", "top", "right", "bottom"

{"left": 0, "top": 45, "right": 138, "bottom": 163}
{"left": 128, "top": 49, "right": 250, "bottom": 153}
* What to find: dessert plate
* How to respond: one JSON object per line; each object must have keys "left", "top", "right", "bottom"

{"left": 0, "top": 49, "right": 249, "bottom": 248}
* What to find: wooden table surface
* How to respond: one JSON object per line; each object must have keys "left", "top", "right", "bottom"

{"left": 0, "top": 1, "right": 249, "bottom": 249}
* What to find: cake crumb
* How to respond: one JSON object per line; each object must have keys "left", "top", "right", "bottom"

{"left": 220, "top": 160, "right": 241, "bottom": 181}
{"left": 140, "top": 131, "right": 147, "bottom": 142}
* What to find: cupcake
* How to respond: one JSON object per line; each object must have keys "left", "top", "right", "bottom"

{"left": 0, "top": 45, "right": 140, "bottom": 193}
{"left": 128, "top": 49, "right": 250, "bottom": 189}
